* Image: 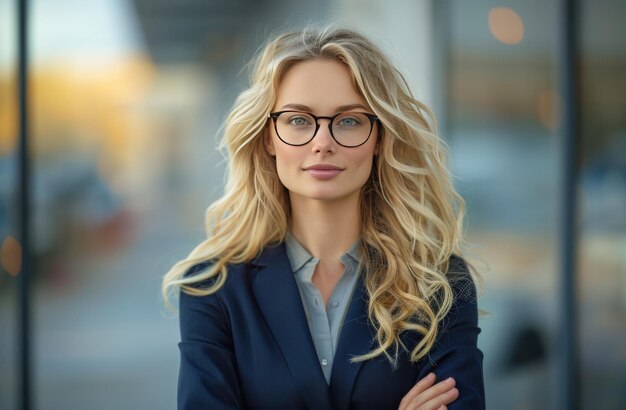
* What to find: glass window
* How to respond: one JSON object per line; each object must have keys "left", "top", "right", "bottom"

{"left": 579, "top": 0, "right": 626, "bottom": 407}
{"left": 1, "top": 0, "right": 18, "bottom": 408}
{"left": 445, "top": 2, "right": 559, "bottom": 408}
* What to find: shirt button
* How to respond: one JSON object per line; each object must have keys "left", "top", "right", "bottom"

{"left": 321, "top": 359, "right": 328, "bottom": 366}
{"left": 331, "top": 301, "right": 339, "bottom": 307}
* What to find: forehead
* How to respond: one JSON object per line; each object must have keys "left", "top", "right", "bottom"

{"left": 274, "top": 59, "right": 368, "bottom": 112}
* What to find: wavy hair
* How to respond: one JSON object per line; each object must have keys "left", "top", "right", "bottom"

{"left": 162, "top": 24, "right": 477, "bottom": 367}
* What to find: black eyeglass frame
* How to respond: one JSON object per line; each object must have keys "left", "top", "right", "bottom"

{"left": 268, "top": 110, "right": 380, "bottom": 148}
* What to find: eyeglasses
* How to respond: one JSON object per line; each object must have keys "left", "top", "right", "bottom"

{"left": 268, "top": 110, "right": 379, "bottom": 148}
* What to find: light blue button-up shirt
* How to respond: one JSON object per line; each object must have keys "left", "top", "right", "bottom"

{"left": 284, "top": 231, "right": 362, "bottom": 384}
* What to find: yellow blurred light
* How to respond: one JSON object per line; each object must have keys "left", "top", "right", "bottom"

{"left": 489, "top": 7, "right": 525, "bottom": 45}
{"left": 0, "top": 53, "right": 155, "bottom": 158}
{"left": 1, "top": 235, "right": 22, "bottom": 276}
{"left": 0, "top": 76, "right": 17, "bottom": 155}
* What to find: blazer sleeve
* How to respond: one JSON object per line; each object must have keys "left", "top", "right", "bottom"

{"left": 416, "top": 255, "right": 485, "bottom": 410}
{"left": 177, "top": 270, "right": 244, "bottom": 410}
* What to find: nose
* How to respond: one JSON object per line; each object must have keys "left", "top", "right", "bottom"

{"left": 311, "top": 119, "right": 336, "bottom": 152}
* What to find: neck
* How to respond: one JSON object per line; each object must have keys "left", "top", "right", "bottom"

{"left": 288, "top": 192, "right": 361, "bottom": 261}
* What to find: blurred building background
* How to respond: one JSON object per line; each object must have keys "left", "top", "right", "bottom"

{"left": 0, "top": 0, "right": 624, "bottom": 409}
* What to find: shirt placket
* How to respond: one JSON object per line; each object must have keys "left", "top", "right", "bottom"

{"left": 302, "top": 259, "right": 334, "bottom": 379}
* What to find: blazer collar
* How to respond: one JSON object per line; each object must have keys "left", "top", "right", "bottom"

{"left": 251, "top": 243, "right": 376, "bottom": 410}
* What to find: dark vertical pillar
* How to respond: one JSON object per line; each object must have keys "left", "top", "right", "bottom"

{"left": 16, "top": 0, "right": 32, "bottom": 409}
{"left": 558, "top": 0, "right": 581, "bottom": 409}
{"left": 432, "top": 0, "right": 451, "bottom": 140}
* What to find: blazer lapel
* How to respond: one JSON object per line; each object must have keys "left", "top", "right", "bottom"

{"left": 251, "top": 243, "right": 334, "bottom": 410}
{"left": 329, "top": 274, "right": 377, "bottom": 409}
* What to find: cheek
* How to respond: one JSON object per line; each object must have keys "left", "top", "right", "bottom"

{"left": 352, "top": 147, "right": 377, "bottom": 175}
{"left": 353, "top": 152, "right": 377, "bottom": 187}
{"left": 275, "top": 146, "right": 298, "bottom": 164}
{"left": 273, "top": 144, "right": 302, "bottom": 180}
{"left": 356, "top": 156, "right": 375, "bottom": 179}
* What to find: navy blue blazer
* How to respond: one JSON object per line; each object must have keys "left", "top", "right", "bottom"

{"left": 177, "top": 242, "right": 485, "bottom": 409}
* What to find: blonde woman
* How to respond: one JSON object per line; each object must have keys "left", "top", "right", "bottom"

{"left": 162, "top": 25, "right": 485, "bottom": 410}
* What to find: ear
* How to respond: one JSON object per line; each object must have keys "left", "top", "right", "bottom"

{"left": 264, "top": 127, "right": 276, "bottom": 156}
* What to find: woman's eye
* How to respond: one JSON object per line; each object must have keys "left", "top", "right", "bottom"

{"left": 288, "top": 116, "right": 311, "bottom": 126}
{"left": 338, "top": 117, "right": 360, "bottom": 126}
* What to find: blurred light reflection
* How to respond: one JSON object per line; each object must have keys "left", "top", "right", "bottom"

{"left": 1, "top": 235, "right": 21, "bottom": 276}
{"left": 488, "top": 7, "right": 525, "bottom": 45}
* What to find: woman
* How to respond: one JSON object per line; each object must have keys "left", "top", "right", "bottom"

{"left": 162, "top": 25, "right": 485, "bottom": 410}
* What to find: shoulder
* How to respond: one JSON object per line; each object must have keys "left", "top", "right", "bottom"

{"left": 446, "top": 254, "right": 477, "bottom": 305}
{"left": 182, "top": 259, "right": 254, "bottom": 294}
{"left": 434, "top": 254, "right": 480, "bottom": 337}
{"left": 180, "top": 243, "right": 287, "bottom": 302}
{"left": 178, "top": 259, "right": 257, "bottom": 325}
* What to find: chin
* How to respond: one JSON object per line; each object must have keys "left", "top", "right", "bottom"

{"left": 293, "top": 188, "right": 357, "bottom": 203}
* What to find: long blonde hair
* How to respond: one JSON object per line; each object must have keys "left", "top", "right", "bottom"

{"left": 162, "top": 24, "right": 477, "bottom": 367}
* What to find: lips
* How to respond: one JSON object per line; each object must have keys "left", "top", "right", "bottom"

{"left": 303, "top": 164, "right": 344, "bottom": 171}
{"left": 303, "top": 164, "right": 344, "bottom": 180}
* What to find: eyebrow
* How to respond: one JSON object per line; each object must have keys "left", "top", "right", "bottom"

{"left": 279, "top": 103, "right": 370, "bottom": 112}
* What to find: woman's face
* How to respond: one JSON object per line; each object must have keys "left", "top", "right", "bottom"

{"left": 265, "top": 58, "right": 379, "bottom": 204}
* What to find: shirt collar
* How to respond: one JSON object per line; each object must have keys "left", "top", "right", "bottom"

{"left": 284, "top": 230, "right": 361, "bottom": 273}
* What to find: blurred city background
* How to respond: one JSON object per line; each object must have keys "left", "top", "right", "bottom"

{"left": 0, "top": 0, "right": 624, "bottom": 409}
